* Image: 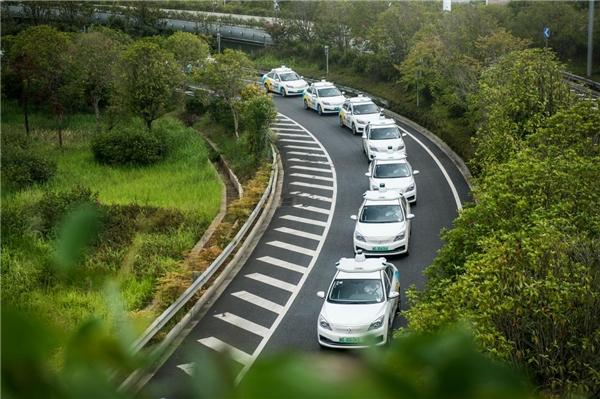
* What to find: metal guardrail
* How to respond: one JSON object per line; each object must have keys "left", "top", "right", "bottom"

{"left": 126, "top": 144, "right": 278, "bottom": 356}
{"left": 562, "top": 72, "right": 600, "bottom": 99}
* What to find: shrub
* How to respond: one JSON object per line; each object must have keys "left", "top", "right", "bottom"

{"left": 185, "top": 94, "right": 207, "bottom": 116}
{"left": 206, "top": 98, "right": 234, "bottom": 130}
{"left": 91, "top": 125, "right": 169, "bottom": 167}
{"left": 37, "top": 185, "right": 99, "bottom": 238}
{"left": 1, "top": 146, "right": 57, "bottom": 188}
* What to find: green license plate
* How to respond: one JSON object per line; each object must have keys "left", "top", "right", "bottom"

{"left": 340, "top": 337, "right": 360, "bottom": 343}
{"left": 297, "top": 89, "right": 304, "bottom": 93}
{"left": 334, "top": 107, "right": 341, "bottom": 111}
{"left": 372, "top": 246, "right": 388, "bottom": 251}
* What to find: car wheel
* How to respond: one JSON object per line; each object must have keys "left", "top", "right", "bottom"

{"left": 386, "top": 325, "right": 393, "bottom": 346}
{"left": 304, "top": 100, "right": 309, "bottom": 110}
{"left": 281, "top": 88, "right": 287, "bottom": 97}
{"left": 339, "top": 116, "right": 345, "bottom": 128}
{"left": 397, "top": 297, "right": 402, "bottom": 312}
{"left": 362, "top": 145, "right": 366, "bottom": 154}
{"left": 352, "top": 124, "right": 359, "bottom": 135}
{"left": 264, "top": 83, "right": 269, "bottom": 92}
{"left": 317, "top": 104, "right": 323, "bottom": 115}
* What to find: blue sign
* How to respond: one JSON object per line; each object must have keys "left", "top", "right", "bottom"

{"left": 543, "top": 27, "right": 550, "bottom": 38}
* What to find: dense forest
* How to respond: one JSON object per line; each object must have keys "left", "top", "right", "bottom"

{"left": 1, "top": 1, "right": 599, "bottom": 398}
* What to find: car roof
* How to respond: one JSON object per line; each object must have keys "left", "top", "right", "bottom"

{"left": 372, "top": 153, "right": 408, "bottom": 162}
{"left": 362, "top": 189, "right": 405, "bottom": 205}
{"left": 368, "top": 118, "right": 396, "bottom": 127}
{"left": 346, "top": 94, "right": 374, "bottom": 104}
{"left": 271, "top": 65, "right": 297, "bottom": 73}
{"left": 312, "top": 80, "right": 336, "bottom": 88}
{"left": 335, "top": 253, "right": 387, "bottom": 279}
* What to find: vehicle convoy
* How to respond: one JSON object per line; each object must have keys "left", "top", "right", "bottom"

{"left": 262, "top": 66, "right": 308, "bottom": 97}
{"left": 316, "top": 252, "right": 400, "bottom": 348}
{"left": 362, "top": 118, "right": 408, "bottom": 161}
{"left": 351, "top": 187, "right": 414, "bottom": 257}
{"left": 366, "top": 152, "right": 419, "bottom": 204}
{"left": 302, "top": 80, "right": 346, "bottom": 115}
{"left": 339, "top": 94, "right": 385, "bottom": 135}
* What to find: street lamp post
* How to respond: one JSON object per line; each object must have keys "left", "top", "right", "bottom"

{"left": 416, "top": 58, "right": 423, "bottom": 107}
{"left": 324, "top": 46, "right": 329, "bottom": 76}
{"left": 217, "top": 32, "right": 221, "bottom": 54}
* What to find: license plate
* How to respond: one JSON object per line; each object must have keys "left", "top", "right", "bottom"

{"left": 297, "top": 89, "right": 304, "bottom": 93}
{"left": 372, "top": 246, "right": 388, "bottom": 251}
{"left": 334, "top": 107, "right": 341, "bottom": 111}
{"left": 340, "top": 337, "right": 360, "bottom": 343}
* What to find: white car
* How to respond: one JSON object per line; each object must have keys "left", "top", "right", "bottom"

{"left": 362, "top": 119, "right": 408, "bottom": 161}
{"left": 317, "top": 251, "right": 400, "bottom": 348}
{"left": 262, "top": 66, "right": 308, "bottom": 97}
{"left": 351, "top": 187, "right": 414, "bottom": 256}
{"left": 339, "top": 94, "right": 385, "bottom": 135}
{"left": 302, "top": 80, "right": 345, "bottom": 115}
{"left": 366, "top": 153, "right": 419, "bottom": 204}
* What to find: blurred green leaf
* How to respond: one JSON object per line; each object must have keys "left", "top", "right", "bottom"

{"left": 55, "top": 203, "right": 101, "bottom": 274}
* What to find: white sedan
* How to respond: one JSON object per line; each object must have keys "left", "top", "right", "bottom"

{"left": 317, "top": 252, "right": 400, "bottom": 348}
{"left": 366, "top": 153, "right": 419, "bottom": 204}
{"left": 302, "top": 80, "right": 345, "bottom": 115}
{"left": 362, "top": 119, "right": 407, "bottom": 161}
{"left": 351, "top": 188, "right": 414, "bottom": 256}
{"left": 339, "top": 95, "right": 384, "bottom": 135}
{"left": 262, "top": 65, "right": 308, "bottom": 97}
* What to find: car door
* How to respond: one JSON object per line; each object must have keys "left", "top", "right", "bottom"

{"left": 362, "top": 124, "right": 369, "bottom": 152}
{"left": 308, "top": 87, "right": 317, "bottom": 109}
{"left": 272, "top": 73, "right": 281, "bottom": 91}
{"left": 340, "top": 102, "right": 351, "bottom": 127}
{"left": 382, "top": 271, "right": 395, "bottom": 325}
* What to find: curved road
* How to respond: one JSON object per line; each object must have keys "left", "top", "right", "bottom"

{"left": 139, "top": 95, "right": 471, "bottom": 398}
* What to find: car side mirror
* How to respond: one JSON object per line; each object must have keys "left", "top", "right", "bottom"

{"left": 350, "top": 215, "right": 357, "bottom": 221}
{"left": 342, "top": 91, "right": 346, "bottom": 95}
{"left": 317, "top": 291, "right": 325, "bottom": 299}
{"left": 275, "top": 78, "right": 280, "bottom": 82}
{"left": 407, "top": 214, "right": 415, "bottom": 220}
{"left": 389, "top": 291, "right": 399, "bottom": 299}
{"left": 413, "top": 170, "right": 420, "bottom": 175}
{"left": 401, "top": 133, "right": 407, "bottom": 137}
{"left": 365, "top": 172, "right": 370, "bottom": 176}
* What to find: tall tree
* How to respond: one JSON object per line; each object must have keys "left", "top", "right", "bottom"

{"left": 200, "top": 49, "right": 255, "bottom": 138}
{"left": 163, "top": 31, "right": 210, "bottom": 101}
{"left": 71, "top": 29, "right": 122, "bottom": 133}
{"left": 117, "top": 40, "right": 183, "bottom": 131}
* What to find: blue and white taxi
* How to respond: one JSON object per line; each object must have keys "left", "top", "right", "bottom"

{"left": 262, "top": 66, "right": 308, "bottom": 97}
{"left": 302, "top": 80, "right": 345, "bottom": 115}
{"left": 339, "top": 94, "right": 384, "bottom": 135}
{"left": 362, "top": 118, "right": 408, "bottom": 161}
{"left": 366, "top": 152, "right": 419, "bottom": 204}
{"left": 351, "top": 187, "right": 414, "bottom": 256}
{"left": 317, "top": 252, "right": 400, "bottom": 348}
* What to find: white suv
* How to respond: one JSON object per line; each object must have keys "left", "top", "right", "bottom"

{"left": 339, "top": 94, "right": 384, "bottom": 135}
{"left": 366, "top": 153, "right": 419, "bottom": 204}
{"left": 262, "top": 66, "right": 308, "bottom": 97}
{"left": 362, "top": 119, "right": 407, "bottom": 161}
{"left": 302, "top": 80, "right": 345, "bottom": 115}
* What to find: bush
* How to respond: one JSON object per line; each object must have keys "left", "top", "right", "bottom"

{"left": 1, "top": 146, "right": 57, "bottom": 188}
{"left": 37, "top": 185, "right": 99, "bottom": 238}
{"left": 91, "top": 125, "right": 169, "bottom": 167}
{"left": 185, "top": 94, "right": 207, "bottom": 116}
{"left": 207, "top": 98, "right": 235, "bottom": 130}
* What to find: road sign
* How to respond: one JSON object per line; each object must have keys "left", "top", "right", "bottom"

{"left": 544, "top": 27, "right": 550, "bottom": 38}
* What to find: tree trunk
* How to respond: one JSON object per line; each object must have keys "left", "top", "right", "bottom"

{"left": 93, "top": 98, "right": 101, "bottom": 133}
{"left": 57, "top": 112, "right": 63, "bottom": 147}
{"left": 23, "top": 96, "right": 30, "bottom": 135}
{"left": 232, "top": 108, "right": 239, "bottom": 139}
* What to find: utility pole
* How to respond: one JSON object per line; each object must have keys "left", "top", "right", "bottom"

{"left": 325, "top": 46, "right": 329, "bottom": 76}
{"left": 217, "top": 32, "right": 221, "bottom": 54}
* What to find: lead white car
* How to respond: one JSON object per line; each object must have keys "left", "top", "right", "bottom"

{"left": 366, "top": 153, "right": 419, "bottom": 204}
{"left": 351, "top": 187, "right": 414, "bottom": 256}
{"left": 262, "top": 65, "right": 308, "bottom": 97}
{"left": 302, "top": 80, "right": 345, "bottom": 115}
{"left": 362, "top": 119, "right": 408, "bottom": 161}
{"left": 317, "top": 252, "right": 400, "bottom": 348}
{"left": 339, "top": 94, "right": 385, "bottom": 135}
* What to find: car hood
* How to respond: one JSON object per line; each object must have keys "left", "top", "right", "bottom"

{"left": 283, "top": 80, "right": 308, "bottom": 88}
{"left": 368, "top": 138, "right": 405, "bottom": 150}
{"left": 370, "top": 176, "right": 414, "bottom": 191}
{"left": 320, "top": 95, "right": 345, "bottom": 105}
{"left": 321, "top": 301, "right": 386, "bottom": 326}
{"left": 355, "top": 113, "right": 383, "bottom": 123}
{"left": 355, "top": 220, "right": 407, "bottom": 237}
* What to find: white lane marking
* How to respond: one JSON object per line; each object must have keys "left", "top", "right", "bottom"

{"left": 290, "top": 191, "right": 332, "bottom": 203}
{"left": 272, "top": 127, "right": 305, "bottom": 131}
{"left": 198, "top": 337, "right": 251, "bottom": 366}
{"left": 231, "top": 291, "right": 284, "bottom": 314}
{"left": 257, "top": 255, "right": 307, "bottom": 274}
{"left": 290, "top": 181, "right": 333, "bottom": 191}
{"left": 287, "top": 151, "right": 327, "bottom": 158}
{"left": 214, "top": 312, "right": 269, "bottom": 337}
{"left": 280, "top": 215, "right": 327, "bottom": 227}
{"left": 290, "top": 165, "right": 333, "bottom": 173}
{"left": 235, "top": 113, "right": 338, "bottom": 385}
{"left": 290, "top": 173, "right": 333, "bottom": 182}
{"left": 177, "top": 362, "right": 195, "bottom": 376}
{"left": 397, "top": 125, "right": 463, "bottom": 211}
{"left": 288, "top": 158, "right": 331, "bottom": 165}
{"left": 274, "top": 227, "right": 323, "bottom": 241}
{"left": 284, "top": 145, "right": 322, "bottom": 151}
{"left": 276, "top": 133, "right": 308, "bottom": 138}
{"left": 266, "top": 240, "right": 318, "bottom": 256}
{"left": 279, "top": 139, "right": 318, "bottom": 144}
{"left": 292, "top": 204, "right": 330, "bottom": 215}
{"left": 245, "top": 273, "right": 296, "bottom": 292}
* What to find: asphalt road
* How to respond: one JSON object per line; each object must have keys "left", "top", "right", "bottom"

{"left": 139, "top": 94, "right": 472, "bottom": 398}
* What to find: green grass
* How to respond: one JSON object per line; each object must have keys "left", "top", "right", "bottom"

{"left": 1, "top": 100, "right": 223, "bottom": 348}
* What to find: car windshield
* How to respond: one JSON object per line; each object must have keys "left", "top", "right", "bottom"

{"left": 317, "top": 87, "right": 342, "bottom": 97}
{"left": 328, "top": 278, "right": 384, "bottom": 304}
{"left": 360, "top": 205, "right": 404, "bottom": 223}
{"left": 353, "top": 103, "right": 380, "bottom": 115}
{"left": 374, "top": 163, "right": 410, "bottom": 178}
{"left": 280, "top": 72, "right": 300, "bottom": 81}
{"left": 370, "top": 127, "right": 400, "bottom": 140}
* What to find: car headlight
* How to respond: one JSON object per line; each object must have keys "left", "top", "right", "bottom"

{"left": 397, "top": 143, "right": 405, "bottom": 150}
{"left": 406, "top": 184, "right": 415, "bottom": 192}
{"left": 322, "top": 101, "right": 331, "bottom": 106}
{"left": 372, "top": 185, "right": 379, "bottom": 190}
{"left": 319, "top": 315, "right": 331, "bottom": 330}
{"left": 369, "top": 145, "right": 378, "bottom": 152}
{"left": 368, "top": 315, "right": 384, "bottom": 331}
{"left": 356, "top": 119, "right": 367, "bottom": 125}
{"left": 355, "top": 232, "right": 366, "bottom": 242}
{"left": 394, "top": 231, "right": 406, "bottom": 241}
